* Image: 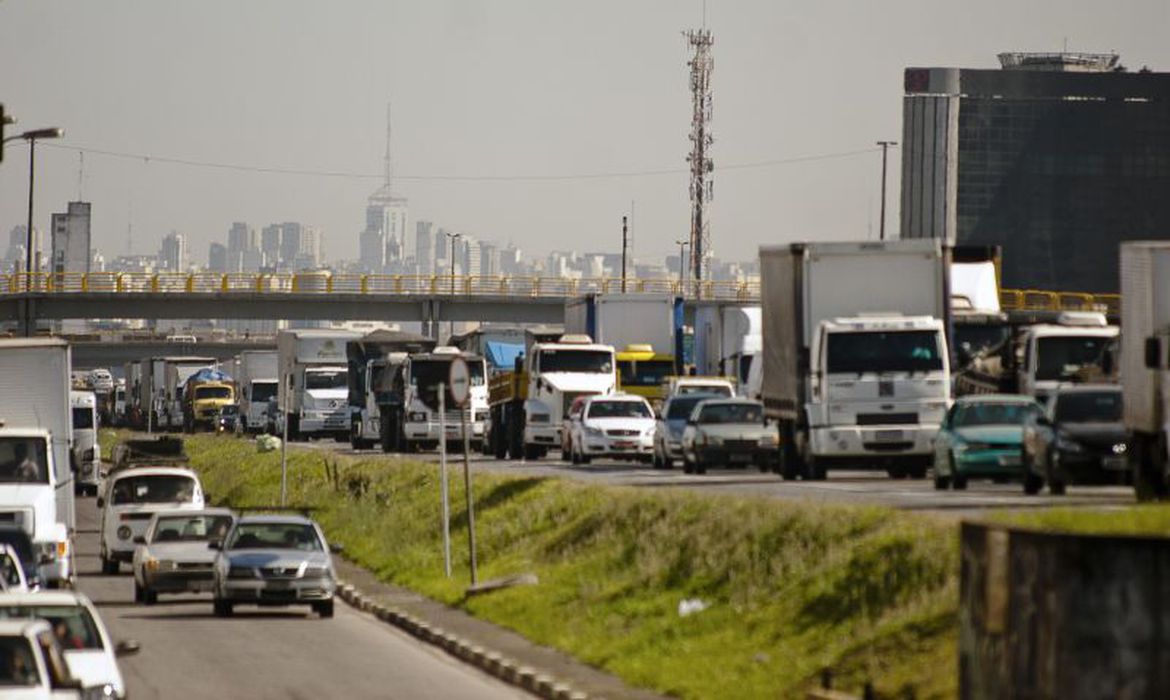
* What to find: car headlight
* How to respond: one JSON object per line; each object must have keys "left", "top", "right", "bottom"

{"left": 408, "top": 411, "right": 427, "bottom": 422}
{"left": 709, "top": 435, "right": 723, "bottom": 446}
{"left": 303, "top": 565, "right": 330, "bottom": 578}
{"left": 228, "top": 566, "right": 257, "bottom": 579}
{"left": 145, "top": 556, "right": 159, "bottom": 572}
{"left": 117, "top": 526, "right": 132, "bottom": 541}
{"left": 585, "top": 426, "right": 604, "bottom": 438}
{"left": 529, "top": 413, "right": 550, "bottom": 424}
{"left": 1112, "top": 443, "right": 1128, "bottom": 455}
{"left": 954, "top": 441, "right": 991, "bottom": 453}
{"left": 759, "top": 433, "right": 778, "bottom": 446}
{"left": 1055, "top": 434, "right": 1084, "bottom": 453}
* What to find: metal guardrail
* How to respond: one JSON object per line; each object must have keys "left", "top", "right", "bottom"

{"left": 2, "top": 272, "right": 761, "bottom": 302}
{"left": 0, "top": 272, "right": 1122, "bottom": 312}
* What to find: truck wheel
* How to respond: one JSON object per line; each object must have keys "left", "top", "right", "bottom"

{"left": 1023, "top": 472, "right": 1043, "bottom": 495}
{"left": 213, "top": 598, "right": 233, "bottom": 617}
{"left": 933, "top": 474, "right": 951, "bottom": 490}
{"left": 804, "top": 456, "right": 826, "bottom": 481}
{"left": 314, "top": 600, "right": 335, "bottom": 619}
{"left": 1132, "top": 434, "right": 1170, "bottom": 501}
{"left": 101, "top": 556, "right": 119, "bottom": 576}
{"left": 952, "top": 474, "right": 968, "bottom": 490}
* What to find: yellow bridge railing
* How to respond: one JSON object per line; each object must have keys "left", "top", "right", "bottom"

{"left": 0, "top": 272, "right": 1122, "bottom": 313}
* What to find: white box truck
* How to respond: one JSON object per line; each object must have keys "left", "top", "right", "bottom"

{"left": 1120, "top": 241, "right": 1170, "bottom": 500}
{"left": 760, "top": 240, "right": 952, "bottom": 480}
{"left": 0, "top": 338, "right": 76, "bottom": 586}
{"left": 235, "top": 350, "right": 278, "bottom": 434}
{"left": 276, "top": 330, "right": 362, "bottom": 440}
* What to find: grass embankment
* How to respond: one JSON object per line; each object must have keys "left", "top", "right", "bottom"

{"left": 997, "top": 506, "right": 1170, "bottom": 537}
{"left": 183, "top": 434, "right": 958, "bottom": 698}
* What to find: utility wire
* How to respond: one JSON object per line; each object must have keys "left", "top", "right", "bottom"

{"left": 24, "top": 140, "right": 883, "bottom": 183}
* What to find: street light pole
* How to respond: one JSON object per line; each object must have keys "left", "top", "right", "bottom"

{"left": 6, "top": 127, "right": 65, "bottom": 337}
{"left": 621, "top": 216, "right": 628, "bottom": 294}
{"left": 675, "top": 239, "right": 689, "bottom": 293}
{"left": 445, "top": 232, "right": 461, "bottom": 342}
{"left": 876, "top": 140, "right": 897, "bottom": 242}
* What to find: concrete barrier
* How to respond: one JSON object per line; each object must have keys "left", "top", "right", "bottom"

{"left": 960, "top": 521, "right": 1170, "bottom": 699}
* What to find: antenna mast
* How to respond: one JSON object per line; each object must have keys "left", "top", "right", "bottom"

{"left": 684, "top": 27, "right": 714, "bottom": 289}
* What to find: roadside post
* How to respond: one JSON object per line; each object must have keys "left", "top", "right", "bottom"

{"left": 448, "top": 357, "right": 478, "bottom": 585}
{"left": 438, "top": 382, "right": 452, "bottom": 577}
{"left": 280, "top": 373, "right": 289, "bottom": 506}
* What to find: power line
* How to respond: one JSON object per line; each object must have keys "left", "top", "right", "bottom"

{"left": 18, "top": 140, "right": 881, "bottom": 183}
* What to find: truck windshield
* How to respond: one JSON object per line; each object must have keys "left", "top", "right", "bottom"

{"left": 618, "top": 359, "right": 674, "bottom": 387}
{"left": 72, "top": 407, "right": 94, "bottom": 430}
{"left": 540, "top": 349, "right": 612, "bottom": 374}
{"left": 1035, "top": 336, "right": 1111, "bottom": 381}
{"left": 826, "top": 331, "right": 943, "bottom": 374}
{"left": 1055, "top": 391, "right": 1122, "bottom": 423}
{"left": 305, "top": 370, "right": 347, "bottom": 390}
{"left": 194, "top": 387, "right": 232, "bottom": 399}
{"left": 250, "top": 382, "right": 277, "bottom": 403}
{"left": 0, "top": 438, "right": 49, "bottom": 484}
{"left": 112, "top": 475, "right": 197, "bottom": 505}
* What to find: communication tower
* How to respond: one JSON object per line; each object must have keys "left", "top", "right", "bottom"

{"left": 684, "top": 28, "right": 714, "bottom": 286}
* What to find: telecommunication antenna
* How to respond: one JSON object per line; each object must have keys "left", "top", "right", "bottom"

{"left": 684, "top": 27, "right": 714, "bottom": 288}
{"left": 77, "top": 152, "right": 85, "bottom": 200}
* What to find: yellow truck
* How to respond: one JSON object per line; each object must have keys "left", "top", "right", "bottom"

{"left": 615, "top": 344, "right": 676, "bottom": 407}
{"left": 182, "top": 369, "right": 236, "bottom": 432}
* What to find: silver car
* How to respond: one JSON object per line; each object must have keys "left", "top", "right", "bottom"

{"left": 211, "top": 515, "right": 340, "bottom": 618}
{"left": 132, "top": 508, "right": 236, "bottom": 604}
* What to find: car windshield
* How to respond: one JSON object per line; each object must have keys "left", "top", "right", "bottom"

{"left": 697, "top": 402, "right": 764, "bottom": 425}
{"left": 305, "top": 370, "right": 347, "bottom": 390}
{"left": 618, "top": 359, "right": 674, "bottom": 388}
{"left": 0, "top": 605, "right": 102, "bottom": 650}
{"left": 0, "top": 438, "right": 49, "bottom": 485}
{"left": 152, "top": 514, "right": 234, "bottom": 543}
{"left": 677, "top": 383, "right": 733, "bottom": 397}
{"left": 952, "top": 402, "right": 1040, "bottom": 427}
{"left": 826, "top": 330, "right": 944, "bottom": 374}
{"left": 539, "top": 349, "right": 612, "bottom": 374}
{"left": 666, "top": 396, "right": 710, "bottom": 420}
{"left": 112, "top": 475, "right": 197, "bottom": 505}
{"left": 0, "top": 636, "right": 40, "bottom": 686}
{"left": 72, "top": 407, "right": 94, "bottom": 430}
{"left": 1036, "top": 336, "right": 1112, "bottom": 381}
{"left": 251, "top": 382, "right": 278, "bottom": 403}
{"left": 587, "top": 401, "right": 651, "bottom": 419}
{"left": 195, "top": 386, "right": 232, "bottom": 399}
{"left": 227, "top": 523, "right": 323, "bottom": 551}
{"left": 1055, "top": 391, "right": 1122, "bottom": 423}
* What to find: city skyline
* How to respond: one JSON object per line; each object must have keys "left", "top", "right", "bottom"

{"left": 2, "top": 1, "right": 1168, "bottom": 269}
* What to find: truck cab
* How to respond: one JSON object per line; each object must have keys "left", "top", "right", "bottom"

{"left": 241, "top": 379, "right": 277, "bottom": 434}
{"left": 68, "top": 392, "right": 100, "bottom": 496}
{"left": 806, "top": 315, "right": 951, "bottom": 477}
{"left": 521, "top": 336, "right": 617, "bottom": 457}
{"left": 0, "top": 429, "right": 72, "bottom": 587}
{"left": 1017, "top": 313, "right": 1119, "bottom": 402}
{"left": 401, "top": 348, "right": 488, "bottom": 451}
{"left": 615, "top": 344, "right": 675, "bottom": 408}
{"left": 298, "top": 366, "right": 350, "bottom": 439}
{"left": 182, "top": 371, "right": 236, "bottom": 432}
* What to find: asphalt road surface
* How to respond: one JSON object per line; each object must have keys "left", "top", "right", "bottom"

{"left": 72, "top": 496, "right": 526, "bottom": 700}
{"left": 303, "top": 441, "right": 1137, "bottom": 516}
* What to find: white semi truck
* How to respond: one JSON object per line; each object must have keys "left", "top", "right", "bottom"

{"left": 276, "top": 330, "right": 362, "bottom": 440}
{"left": 1121, "top": 242, "right": 1170, "bottom": 500}
{"left": 399, "top": 347, "right": 489, "bottom": 452}
{"left": 0, "top": 338, "right": 76, "bottom": 587}
{"left": 760, "top": 240, "right": 952, "bottom": 480}
{"left": 234, "top": 350, "right": 278, "bottom": 434}
{"left": 487, "top": 335, "right": 617, "bottom": 460}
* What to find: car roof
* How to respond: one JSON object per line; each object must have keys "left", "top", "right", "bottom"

{"left": 954, "top": 394, "right": 1039, "bottom": 405}
{"left": 236, "top": 514, "right": 316, "bottom": 526}
{"left": 110, "top": 466, "right": 199, "bottom": 480}
{"left": 0, "top": 619, "right": 49, "bottom": 637}
{"left": 587, "top": 393, "right": 647, "bottom": 403}
{"left": 696, "top": 397, "right": 760, "bottom": 406}
{"left": 150, "top": 507, "right": 234, "bottom": 520}
{"left": 0, "top": 591, "right": 91, "bottom": 606}
{"left": 665, "top": 392, "right": 721, "bottom": 404}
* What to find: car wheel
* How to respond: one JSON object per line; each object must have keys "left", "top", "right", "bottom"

{"left": 933, "top": 474, "right": 950, "bottom": 490}
{"left": 804, "top": 456, "right": 827, "bottom": 481}
{"left": 561, "top": 445, "right": 572, "bottom": 463}
{"left": 213, "top": 598, "right": 233, "bottom": 617}
{"left": 1023, "top": 472, "right": 1044, "bottom": 495}
{"left": 887, "top": 466, "right": 908, "bottom": 479}
{"left": 133, "top": 581, "right": 143, "bottom": 603}
{"left": 952, "top": 474, "right": 968, "bottom": 490}
{"left": 142, "top": 587, "right": 158, "bottom": 606}
{"left": 652, "top": 450, "right": 661, "bottom": 468}
{"left": 1049, "top": 479, "right": 1067, "bottom": 496}
{"left": 907, "top": 463, "right": 928, "bottom": 480}
{"left": 682, "top": 454, "right": 693, "bottom": 474}
{"left": 695, "top": 459, "right": 707, "bottom": 475}
{"left": 314, "top": 600, "right": 334, "bottom": 619}
{"left": 661, "top": 453, "right": 673, "bottom": 469}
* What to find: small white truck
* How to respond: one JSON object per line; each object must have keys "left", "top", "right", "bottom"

{"left": 69, "top": 390, "right": 101, "bottom": 496}
{"left": 760, "top": 240, "right": 952, "bottom": 480}
{"left": 0, "top": 338, "right": 76, "bottom": 587}
{"left": 276, "top": 330, "right": 362, "bottom": 440}
{"left": 1121, "top": 241, "right": 1170, "bottom": 499}
{"left": 234, "top": 350, "right": 278, "bottom": 434}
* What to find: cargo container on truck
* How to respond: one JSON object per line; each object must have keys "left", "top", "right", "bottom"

{"left": 233, "top": 350, "right": 278, "bottom": 434}
{"left": 693, "top": 305, "right": 761, "bottom": 385}
{"left": 0, "top": 338, "right": 76, "bottom": 586}
{"left": 760, "top": 240, "right": 952, "bottom": 480}
{"left": 1120, "top": 242, "right": 1170, "bottom": 499}
{"left": 346, "top": 330, "right": 436, "bottom": 450}
{"left": 565, "top": 295, "right": 680, "bottom": 403}
{"left": 276, "top": 330, "right": 362, "bottom": 440}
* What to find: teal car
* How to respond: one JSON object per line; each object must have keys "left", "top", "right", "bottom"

{"left": 932, "top": 395, "right": 1044, "bottom": 490}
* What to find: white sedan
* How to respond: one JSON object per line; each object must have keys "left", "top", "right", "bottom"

{"left": 132, "top": 508, "right": 237, "bottom": 604}
{"left": 569, "top": 394, "right": 655, "bottom": 464}
{"left": 98, "top": 467, "right": 205, "bottom": 575}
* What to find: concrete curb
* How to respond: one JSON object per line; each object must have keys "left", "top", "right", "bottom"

{"left": 336, "top": 580, "right": 598, "bottom": 700}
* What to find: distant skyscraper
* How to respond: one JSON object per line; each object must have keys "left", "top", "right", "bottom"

{"left": 159, "top": 231, "right": 188, "bottom": 272}
{"left": 208, "top": 242, "right": 228, "bottom": 273}
{"left": 415, "top": 221, "right": 434, "bottom": 275}
{"left": 279, "top": 222, "right": 302, "bottom": 265}
{"left": 359, "top": 104, "right": 408, "bottom": 271}
{"left": 227, "top": 222, "right": 256, "bottom": 255}
{"left": 358, "top": 216, "right": 385, "bottom": 272}
{"left": 460, "top": 234, "right": 480, "bottom": 280}
{"left": 293, "top": 226, "right": 322, "bottom": 269}
{"left": 260, "top": 224, "right": 282, "bottom": 265}
{"left": 434, "top": 228, "right": 450, "bottom": 263}
{"left": 50, "top": 202, "right": 92, "bottom": 275}
{"left": 478, "top": 241, "right": 499, "bottom": 277}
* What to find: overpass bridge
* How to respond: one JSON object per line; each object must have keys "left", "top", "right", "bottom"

{"left": 0, "top": 271, "right": 1119, "bottom": 332}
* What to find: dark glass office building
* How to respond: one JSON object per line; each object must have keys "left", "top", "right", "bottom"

{"left": 901, "top": 53, "right": 1170, "bottom": 293}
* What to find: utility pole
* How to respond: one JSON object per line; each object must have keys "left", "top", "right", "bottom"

{"left": 684, "top": 28, "right": 714, "bottom": 289}
{"left": 675, "top": 239, "right": 688, "bottom": 293}
{"left": 876, "top": 141, "right": 897, "bottom": 241}
{"left": 621, "top": 215, "right": 628, "bottom": 294}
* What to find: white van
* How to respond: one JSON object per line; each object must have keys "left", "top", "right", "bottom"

{"left": 69, "top": 392, "right": 100, "bottom": 496}
{"left": 98, "top": 467, "right": 204, "bottom": 574}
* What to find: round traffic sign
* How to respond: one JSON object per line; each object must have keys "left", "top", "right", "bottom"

{"left": 448, "top": 357, "right": 471, "bottom": 408}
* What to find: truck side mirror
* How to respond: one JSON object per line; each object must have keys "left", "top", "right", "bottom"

{"left": 1145, "top": 337, "right": 1161, "bottom": 370}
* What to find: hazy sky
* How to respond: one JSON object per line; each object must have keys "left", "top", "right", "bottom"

{"left": 2, "top": 0, "right": 1167, "bottom": 267}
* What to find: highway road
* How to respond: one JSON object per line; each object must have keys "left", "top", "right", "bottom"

{"left": 304, "top": 442, "right": 1137, "bottom": 515}
{"left": 71, "top": 496, "right": 526, "bottom": 700}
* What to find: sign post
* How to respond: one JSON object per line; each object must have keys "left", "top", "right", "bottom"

{"left": 438, "top": 382, "right": 451, "bottom": 578}
{"left": 448, "top": 358, "right": 478, "bottom": 585}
